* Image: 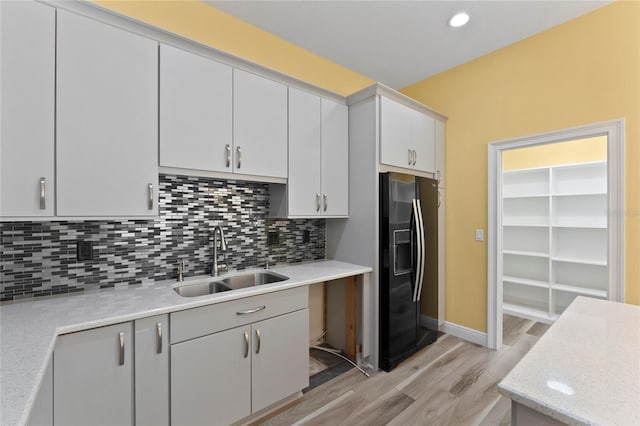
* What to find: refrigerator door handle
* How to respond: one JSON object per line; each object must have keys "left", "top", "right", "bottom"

{"left": 415, "top": 199, "right": 426, "bottom": 301}
{"left": 411, "top": 199, "right": 422, "bottom": 302}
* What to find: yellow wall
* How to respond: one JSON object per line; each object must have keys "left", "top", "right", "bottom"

{"left": 502, "top": 136, "right": 607, "bottom": 170}
{"left": 402, "top": 1, "right": 640, "bottom": 332}
{"left": 92, "top": 0, "right": 373, "bottom": 96}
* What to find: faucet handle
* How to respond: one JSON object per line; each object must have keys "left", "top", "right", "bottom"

{"left": 177, "top": 260, "right": 187, "bottom": 282}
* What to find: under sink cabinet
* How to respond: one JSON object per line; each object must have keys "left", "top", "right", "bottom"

{"left": 170, "top": 287, "right": 309, "bottom": 425}
{"left": 53, "top": 315, "right": 169, "bottom": 426}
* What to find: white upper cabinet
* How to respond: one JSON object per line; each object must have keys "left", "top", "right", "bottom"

{"left": 233, "top": 69, "right": 288, "bottom": 178}
{"left": 285, "top": 88, "right": 348, "bottom": 217}
{"left": 0, "top": 1, "right": 55, "bottom": 217}
{"left": 288, "top": 87, "right": 322, "bottom": 216}
{"left": 159, "top": 44, "right": 233, "bottom": 172}
{"left": 56, "top": 11, "right": 158, "bottom": 217}
{"left": 320, "top": 98, "right": 349, "bottom": 216}
{"left": 380, "top": 96, "right": 435, "bottom": 174}
{"left": 435, "top": 119, "right": 445, "bottom": 187}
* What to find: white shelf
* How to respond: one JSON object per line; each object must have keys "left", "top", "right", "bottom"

{"left": 503, "top": 303, "right": 556, "bottom": 324}
{"left": 503, "top": 194, "right": 549, "bottom": 199}
{"left": 551, "top": 256, "right": 607, "bottom": 266}
{"left": 551, "top": 284, "right": 607, "bottom": 298}
{"left": 503, "top": 276, "right": 549, "bottom": 289}
{"left": 502, "top": 160, "right": 608, "bottom": 323}
{"left": 503, "top": 250, "right": 549, "bottom": 258}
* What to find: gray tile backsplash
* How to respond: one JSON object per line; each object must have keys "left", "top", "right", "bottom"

{"left": 0, "top": 174, "right": 325, "bottom": 301}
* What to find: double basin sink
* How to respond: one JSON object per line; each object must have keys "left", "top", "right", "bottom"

{"left": 174, "top": 271, "right": 289, "bottom": 297}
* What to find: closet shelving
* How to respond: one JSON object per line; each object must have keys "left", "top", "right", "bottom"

{"left": 502, "top": 161, "right": 608, "bottom": 323}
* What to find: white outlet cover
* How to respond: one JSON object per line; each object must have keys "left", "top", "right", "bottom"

{"left": 475, "top": 229, "right": 484, "bottom": 241}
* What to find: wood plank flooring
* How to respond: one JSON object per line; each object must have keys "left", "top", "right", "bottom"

{"left": 255, "top": 315, "right": 550, "bottom": 426}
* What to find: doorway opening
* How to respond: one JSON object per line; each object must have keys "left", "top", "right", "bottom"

{"left": 487, "top": 119, "right": 625, "bottom": 349}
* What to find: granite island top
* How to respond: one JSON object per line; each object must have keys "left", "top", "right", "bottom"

{"left": 0, "top": 260, "right": 372, "bottom": 426}
{"left": 498, "top": 296, "right": 640, "bottom": 425}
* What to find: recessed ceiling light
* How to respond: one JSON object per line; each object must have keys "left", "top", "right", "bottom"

{"left": 448, "top": 12, "right": 470, "bottom": 28}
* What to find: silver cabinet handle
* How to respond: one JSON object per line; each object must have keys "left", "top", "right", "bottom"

{"left": 323, "top": 193, "right": 328, "bottom": 212}
{"left": 408, "top": 149, "right": 412, "bottom": 165}
{"left": 243, "top": 331, "right": 249, "bottom": 358}
{"left": 438, "top": 190, "right": 442, "bottom": 208}
{"left": 255, "top": 329, "right": 261, "bottom": 354}
{"left": 118, "top": 332, "right": 125, "bottom": 366}
{"left": 39, "top": 177, "right": 46, "bottom": 210}
{"left": 316, "top": 193, "right": 321, "bottom": 211}
{"left": 147, "top": 183, "right": 154, "bottom": 210}
{"left": 156, "top": 322, "right": 162, "bottom": 354}
{"left": 236, "top": 146, "right": 242, "bottom": 169}
{"left": 412, "top": 150, "right": 417, "bottom": 166}
{"left": 225, "top": 144, "right": 231, "bottom": 168}
{"left": 236, "top": 305, "right": 266, "bottom": 315}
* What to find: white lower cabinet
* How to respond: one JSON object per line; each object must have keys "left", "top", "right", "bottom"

{"left": 170, "top": 290, "right": 309, "bottom": 425}
{"left": 171, "top": 309, "right": 309, "bottom": 425}
{"left": 135, "top": 315, "right": 170, "bottom": 426}
{"left": 54, "top": 322, "right": 134, "bottom": 426}
{"left": 171, "top": 325, "right": 252, "bottom": 425}
{"left": 53, "top": 315, "right": 169, "bottom": 426}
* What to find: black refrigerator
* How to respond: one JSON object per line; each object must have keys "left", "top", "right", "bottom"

{"left": 379, "top": 172, "right": 439, "bottom": 372}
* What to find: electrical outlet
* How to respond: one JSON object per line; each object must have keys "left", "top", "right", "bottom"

{"left": 475, "top": 229, "right": 484, "bottom": 242}
{"left": 77, "top": 241, "right": 94, "bottom": 261}
{"left": 267, "top": 230, "right": 279, "bottom": 246}
{"left": 303, "top": 230, "right": 310, "bottom": 243}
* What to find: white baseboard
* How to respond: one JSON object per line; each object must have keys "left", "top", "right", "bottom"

{"left": 441, "top": 321, "right": 488, "bottom": 347}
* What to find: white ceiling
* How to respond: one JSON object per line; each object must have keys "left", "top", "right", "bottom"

{"left": 205, "top": 0, "right": 610, "bottom": 89}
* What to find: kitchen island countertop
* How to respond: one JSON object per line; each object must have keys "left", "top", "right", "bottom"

{"left": 0, "top": 260, "right": 372, "bottom": 426}
{"left": 498, "top": 296, "right": 640, "bottom": 425}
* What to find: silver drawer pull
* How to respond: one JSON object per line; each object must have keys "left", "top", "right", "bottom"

{"left": 236, "top": 305, "right": 266, "bottom": 315}
{"left": 156, "top": 322, "right": 162, "bottom": 354}
{"left": 118, "top": 332, "right": 125, "bottom": 366}
{"left": 323, "top": 193, "right": 328, "bottom": 212}
{"left": 236, "top": 146, "right": 242, "bottom": 169}
{"left": 316, "top": 193, "right": 321, "bottom": 212}
{"left": 413, "top": 150, "right": 417, "bottom": 165}
{"left": 243, "top": 331, "right": 249, "bottom": 358}
{"left": 408, "top": 149, "right": 412, "bottom": 165}
{"left": 225, "top": 144, "right": 231, "bottom": 168}
{"left": 39, "top": 177, "right": 46, "bottom": 210}
{"left": 255, "top": 329, "right": 261, "bottom": 354}
{"left": 148, "top": 183, "right": 154, "bottom": 210}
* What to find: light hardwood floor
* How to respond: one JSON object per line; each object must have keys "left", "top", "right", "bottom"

{"left": 255, "top": 315, "right": 549, "bottom": 426}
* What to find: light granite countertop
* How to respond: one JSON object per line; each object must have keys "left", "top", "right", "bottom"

{"left": 498, "top": 296, "right": 640, "bottom": 425}
{"left": 0, "top": 260, "right": 372, "bottom": 426}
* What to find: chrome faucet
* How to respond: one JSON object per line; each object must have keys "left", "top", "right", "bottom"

{"left": 212, "top": 225, "right": 228, "bottom": 276}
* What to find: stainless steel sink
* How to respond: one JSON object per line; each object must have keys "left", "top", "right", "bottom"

{"left": 219, "top": 271, "right": 288, "bottom": 290}
{"left": 173, "top": 281, "right": 232, "bottom": 297}
{"left": 173, "top": 271, "right": 288, "bottom": 297}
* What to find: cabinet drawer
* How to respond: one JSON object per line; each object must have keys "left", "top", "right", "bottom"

{"left": 170, "top": 287, "right": 308, "bottom": 344}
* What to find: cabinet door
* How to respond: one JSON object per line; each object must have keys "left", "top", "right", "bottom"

{"left": 412, "top": 109, "right": 436, "bottom": 174}
{"left": 233, "top": 69, "right": 287, "bottom": 178}
{"left": 54, "top": 322, "right": 133, "bottom": 426}
{"left": 435, "top": 119, "right": 445, "bottom": 187}
{"left": 56, "top": 11, "right": 158, "bottom": 217}
{"left": 171, "top": 325, "right": 251, "bottom": 425}
{"left": 135, "top": 315, "right": 169, "bottom": 426}
{"left": 321, "top": 99, "right": 349, "bottom": 216}
{"left": 288, "top": 88, "right": 321, "bottom": 216}
{"left": 0, "top": 1, "right": 55, "bottom": 217}
{"left": 380, "top": 96, "right": 413, "bottom": 169}
{"left": 159, "top": 44, "right": 233, "bottom": 172}
{"left": 252, "top": 309, "right": 309, "bottom": 412}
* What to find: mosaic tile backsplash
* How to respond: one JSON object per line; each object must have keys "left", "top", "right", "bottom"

{"left": 0, "top": 174, "right": 326, "bottom": 301}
